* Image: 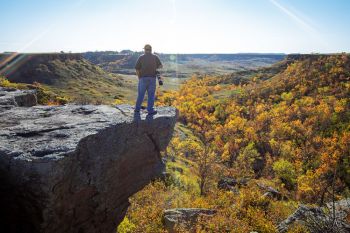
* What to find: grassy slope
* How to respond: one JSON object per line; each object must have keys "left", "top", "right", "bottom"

{"left": 39, "top": 59, "right": 138, "bottom": 104}
{"left": 3, "top": 55, "right": 136, "bottom": 104}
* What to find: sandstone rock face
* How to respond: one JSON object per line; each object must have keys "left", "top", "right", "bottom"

{"left": 0, "top": 98, "right": 177, "bottom": 233}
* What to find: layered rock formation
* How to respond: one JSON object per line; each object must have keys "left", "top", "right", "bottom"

{"left": 0, "top": 89, "right": 177, "bottom": 233}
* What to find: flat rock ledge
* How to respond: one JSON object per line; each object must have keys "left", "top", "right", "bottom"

{"left": 0, "top": 94, "right": 177, "bottom": 233}
{"left": 0, "top": 86, "right": 37, "bottom": 108}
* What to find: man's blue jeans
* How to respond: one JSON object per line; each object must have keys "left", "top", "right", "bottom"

{"left": 135, "top": 76, "right": 156, "bottom": 112}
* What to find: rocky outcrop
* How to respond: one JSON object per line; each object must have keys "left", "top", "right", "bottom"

{"left": 0, "top": 87, "right": 37, "bottom": 108}
{"left": 217, "top": 177, "right": 238, "bottom": 190}
{"left": 217, "top": 176, "right": 249, "bottom": 192}
{"left": 163, "top": 208, "right": 216, "bottom": 232}
{"left": 0, "top": 91, "right": 177, "bottom": 233}
{"left": 257, "top": 183, "right": 285, "bottom": 200}
{"left": 277, "top": 199, "right": 350, "bottom": 233}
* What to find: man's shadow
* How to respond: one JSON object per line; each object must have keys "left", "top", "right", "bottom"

{"left": 133, "top": 112, "right": 141, "bottom": 122}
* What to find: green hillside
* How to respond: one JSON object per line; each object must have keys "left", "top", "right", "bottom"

{"left": 0, "top": 53, "right": 135, "bottom": 104}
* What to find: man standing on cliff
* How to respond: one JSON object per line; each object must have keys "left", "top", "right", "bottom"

{"left": 134, "top": 44, "right": 163, "bottom": 115}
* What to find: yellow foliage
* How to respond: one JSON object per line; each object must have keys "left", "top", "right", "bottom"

{"left": 123, "top": 55, "right": 350, "bottom": 232}
{"left": 113, "top": 99, "right": 124, "bottom": 105}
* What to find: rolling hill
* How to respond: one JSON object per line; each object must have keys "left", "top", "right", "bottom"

{"left": 0, "top": 53, "right": 136, "bottom": 104}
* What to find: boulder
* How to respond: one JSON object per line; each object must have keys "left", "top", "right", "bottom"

{"left": 257, "top": 183, "right": 285, "bottom": 200}
{"left": 0, "top": 99, "right": 177, "bottom": 233}
{"left": 163, "top": 208, "right": 216, "bottom": 232}
{"left": 217, "top": 176, "right": 249, "bottom": 192}
{"left": 218, "top": 177, "right": 238, "bottom": 190}
{"left": 277, "top": 199, "right": 350, "bottom": 233}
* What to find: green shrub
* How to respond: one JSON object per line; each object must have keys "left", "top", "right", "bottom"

{"left": 117, "top": 217, "right": 136, "bottom": 233}
{"left": 273, "top": 159, "right": 297, "bottom": 190}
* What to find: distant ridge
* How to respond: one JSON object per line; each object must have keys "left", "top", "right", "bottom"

{"left": 0, "top": 53, "right": 83, "bottom": 77}
{"left": 82, "top": 51, "right": 286, "bottom": 77}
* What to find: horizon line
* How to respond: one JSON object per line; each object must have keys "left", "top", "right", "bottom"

{"left": 1, "top": 51, "right": 349, "bottom": 55}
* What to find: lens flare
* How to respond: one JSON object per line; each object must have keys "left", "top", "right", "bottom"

{"left": 0, "top": 0, "right": 87, "bottom": 78}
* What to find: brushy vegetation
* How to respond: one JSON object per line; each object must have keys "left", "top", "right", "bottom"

{"left": 120, "top": 54, "right": 350, "bottom": 232}
{"left": 42, "top": 58, "right": 133, "bottom": 104}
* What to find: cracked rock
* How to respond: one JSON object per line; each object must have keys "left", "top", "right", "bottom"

{"left": 0, "top": 100, "right": 177, "bottom": 233}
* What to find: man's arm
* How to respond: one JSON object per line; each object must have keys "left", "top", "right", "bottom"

{"left": 135, "top": 57, "right": 142, "bottom": 78}
{"left": 135, "top": 69, "right": 141, "bottom": 78}
{"left": 156, "top": 56, "right": 163, "bottom": 69}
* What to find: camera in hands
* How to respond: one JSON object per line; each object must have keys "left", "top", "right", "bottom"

{"left": 155, "top": 71, "right": 163, "bottom": 86}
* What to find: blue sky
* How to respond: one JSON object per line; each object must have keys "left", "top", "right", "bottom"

{"left": 0, "top": 0, "right": 349, "bottom": 53}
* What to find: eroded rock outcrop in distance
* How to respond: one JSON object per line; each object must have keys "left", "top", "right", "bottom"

{"left": 0, "top": 88, "right": 177, "bottom": 233}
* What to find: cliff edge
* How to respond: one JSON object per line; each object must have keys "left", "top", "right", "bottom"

{"left": 0, "top": 88, "right": 177, "bottom": 233}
